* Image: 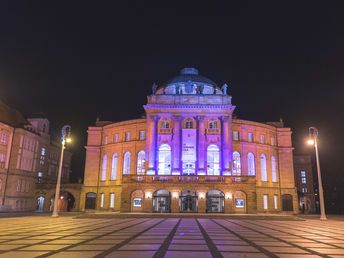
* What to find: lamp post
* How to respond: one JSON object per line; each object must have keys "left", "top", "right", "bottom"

{"left": 52, "top": 125, "right": 71, "bottom": 217}
{"left": 307, "top": 127, "right": 327, "bottom": 221}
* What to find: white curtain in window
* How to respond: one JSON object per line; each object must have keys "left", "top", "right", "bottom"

{"left": 207, "top": 144, "right": 220, "bottom": 175}
{"left": 247, "top": 152, "right": 255, "bottom": 176}
{"left": 158, "top": 144, "right": 171, "bottom": 175}
{"left": 101, "top": 155, "right": 107, "bottom": 180}
{"left": 110, "top": 193, "right": 115, "bottom": 208}
{"left": 122, "top": 152, "right": 131, "bottom": 175}
{"left": 136, "top": 150, "right": 146, "bottom": 175}
{"left": 232, "top": 151, "right": 241, "bottom": 176}
{"left": 111, "top": 154, "right": 118, "bottom": 180}
{"left": 260, "top": 154, "right": 267, "bottom": 181}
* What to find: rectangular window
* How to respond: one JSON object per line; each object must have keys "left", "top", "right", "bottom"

{"left": 260, "top": 135, "right": 266, "bottom": 144}
{"left": 100, "top": 193, "right": 105, "bottom": 208}
{"left": 302, "top": 187, "right": 308, "bottom": 193}
{"left": 274, "top": 195, "right": 278, "bottom": 209}
{"left": 0, "top": 132, "right": 9, "bottom": 145}
{"left": 125, "top": 132, "right": 130, "bottom": 142}
{"left": 271, "top": 136, "right": 275, "bottom": 146}
{"left": 139, "top": 130, "right": 146, "bottom": 140}
{"left": 16, "top": 180, "right": 21, "bottom": 192}
{"left": 104, "top": 136, "right": 108, "bottom": 144}
{"left": 233, "top": 131, "right": 239, "bottom": 141}
{"left": 301, "top": 170, "right": 307, "bottom": 184}
{"left": 0, "top": 153, "right": 5, "bottom": 168}
{"left": 110, "top": 193, "right": 115, "bottom": 208}
{"left": 263, "top": 194, "right": 268, "bottom": 210}
{"left": 248, "top": 132, "right": 253, "bottom": 142}
{"left": 114, "top": 133, "right": 119, "bottom": 143}
{"left": 40, "top": 147, "right": 46, "bottom": 165}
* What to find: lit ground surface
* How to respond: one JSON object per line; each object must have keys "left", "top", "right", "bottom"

{"left": 0, "top": 216, "right": 343, "bottom": 257}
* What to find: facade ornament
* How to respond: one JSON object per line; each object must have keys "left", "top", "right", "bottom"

{"left": 152, "top": 83, "right": 158, "bottom": 94}
{"left": 199, "top": 85, "right": 204, "bottom": 94}
{"left": 175, "top": 85, "right": 181, "bottom": 95}
{"left": 185, "top": 80, "right": 193, "bottom": 93}
{"left": 221, "top": 83, "right": 228, "bottom": 95}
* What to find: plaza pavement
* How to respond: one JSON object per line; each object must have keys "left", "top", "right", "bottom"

{"left": 0, "top": 215, "right": 343, "bottom": 257}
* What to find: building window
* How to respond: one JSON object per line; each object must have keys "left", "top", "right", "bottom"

{"left": 0, "top": 153, "right": 5, "bottom": 168}
{"left": 111, "top": 154, "right": 118, "bottom": 180}
{"left": 100, "top": 193, "right": 105, "bottom": 208}
{"left": 302, "top": 187, "right": 308, "bottom": 193}
{"left": 101, "top": 155, "right": 107, "bottom": 181}
{"left": 37, "top": 171, "right": 43, "bottom": 183}
{"left": 184, "top": 118, "right": 194, "bottom": 129}
{"left": 139, "top": 130, "right": 146, "bottom": 140}
{"left": 208, "top": 120, "right": 218, "bottom": 129}
{"left": 158, "top": 144, "right": 171, "bottom": 175}
{"left": 110, "top": 193, "right": 115, "bottom": 208}
{"left": 232, "top": 151, "right": 241, "bottom": 176}
{"left": 0, "top": 131, "right": 9, "bottom": 145}
{"left": 122, "top": 152, "right": 131, "bottom": 175}
{"left": 104, "top": 136, "right": 108, "bottom": 144}
{"left": 248, "top": 132, "right": 254, "bottom": 142}
{"left": 40, "top": 147, "right": 46, "bottom": 165}
{"left": 16, "top": 180, "right": 21, "bottom": 192}
{"left": 136, "top": 150, "right": 145, "bottom": 175}
{"left": 271, "top": 136, "right": 275, "bottom": 146}
{"left": 207, "top": 144, "right": 220, "bottom": 176}
{"left": 114, "top": 134, "right": 119, "bottom": 143}
{"left": 233, "top": 131, "right": 239, "bottom": 141}
{"left": 301, "top": 170, "right": 307, "bottom": 184}
{"left": 271, "top": 156, "right": 278, "bottom": 182}
{"left": 260, "top": 134, "right": 266, "bottom": 144}
{"left": 263, "top": 194, "right": 268, "bottom": 210}
{"left": 161, "top": 120, "right": 170, "bottom": 129}
{"left": 125, "top": 132, "right": 130, "bottom": 142}
{"left": 274, "top": 195, "right": 278, "bottom": 209}
{"left": 260, "top": 154, "right": 267, "bottom": 181}
{"left": 247, "top": 152, "right": 255, "bottom": 176}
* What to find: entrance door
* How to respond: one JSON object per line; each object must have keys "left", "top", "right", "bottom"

{"left": 180, "top": 190, "right": 197, "bottom": 212}
{"left": 36, "top": 196, "right": 45, "bottom": 212}
{"left": 153, "top": 190, "right": 171, "bottom": 212}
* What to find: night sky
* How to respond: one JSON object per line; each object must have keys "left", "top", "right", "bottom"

{"left": 1, "top": 2, "right": 343, "bottom": 212}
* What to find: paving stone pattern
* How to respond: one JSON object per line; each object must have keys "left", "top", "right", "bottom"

{"left": 0, "top": 216, "right": 343, "bottom": 257}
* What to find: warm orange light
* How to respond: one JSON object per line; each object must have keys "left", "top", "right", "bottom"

{"left": 307, "top": 139, "right": 315, "bottom": 145}
{"left": 66, "top": 137, "right": 72, "bottom": 143}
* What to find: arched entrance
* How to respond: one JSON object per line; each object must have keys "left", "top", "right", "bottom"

{"left": 180, "top": 190, "right": 197, "bottom": 212}
{"left": 50, "top": 191, "right": 75, "bottom": 212}
{"left": 85, "top": 192, "right": 96, "bottom": 209}
{"left": 36, "top": 196, "right": 45, "bottom": 212}
{"left": 153, "top": 190, "right": 171, "bottom": 212}
{"left": 206, "top": 190, "right": 224, "bottom": 213}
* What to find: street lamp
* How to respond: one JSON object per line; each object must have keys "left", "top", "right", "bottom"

{"left": 307, "top": 127, "right": 327, "bottom": 220}
{"left": 52, "top": 125, "right": 71, "bottom": 217}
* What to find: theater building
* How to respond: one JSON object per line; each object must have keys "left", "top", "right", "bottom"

{"left": 81, "top": 68, "right": 298, "bottom": 214}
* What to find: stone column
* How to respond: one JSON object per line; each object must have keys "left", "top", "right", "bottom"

{"left": 197, "top": 116, "right": 206, "bottom": 175}
{"left": 146, "top": 115, "right": 157, "bottom": 175}
{"left": 221, "top": 116, "right": 232, "bottom": 175}
{"left": 172, "top": 116, "right": 181, "bottom": 175}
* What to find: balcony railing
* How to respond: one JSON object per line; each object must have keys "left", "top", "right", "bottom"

{"left": 158, "top": 128, "right": 172, "bottom": 134}
{"left": 206, "top": 128, "right": 220, "bottom": 134}
{"left": 122, "top": 175, "right": 254, "bottom": 184}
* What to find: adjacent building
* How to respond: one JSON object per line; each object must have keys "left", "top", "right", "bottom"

{"left": 0, "top": 101, "right": 76, "bottom": 212}
{"left": 293, "top": 155, "right": 316, "bottom": 213}
{"left": 82, "top": 68, "right": 298, "bottom": 214}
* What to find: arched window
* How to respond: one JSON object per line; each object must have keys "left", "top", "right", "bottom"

{"left": 111, "top": 153, "right": 118, "bottom": 180}
{"left": 207, "top": 144, "right": 220, "bottom": 175}
{"left": 232, "top": 151, "right": 241, "bottom": 176}
{"left": 136, "top": 150, "right": 145, "bottom": 175}
{"left": 158, "top": 144, "right": 171, "bottom": 175}
{"left": 260, "top": 154, "right": 267, "bottom": 181}
{"left": 208, "top": 120, "right": 218, "bottom": 129}
{"left": 183, "top": 118, "right": 194, "bottom": 129}
{"left": 101, "top": 155, "right": 107, "bottom": 181}
{"left": 271, "top": 156, "right": 277, "bottom": 182}
{"left": 122, "top": 152, "right": 131, "bottom": 175}
{"left": 247, "top": 152, "right": 256, "bottom": 176}
{"left": 161, "top": 120, "right": 170, "bottom": 129}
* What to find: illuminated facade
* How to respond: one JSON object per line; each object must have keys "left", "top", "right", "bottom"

{"left": 82, "top": 68, "right": 298, "bottom": 214}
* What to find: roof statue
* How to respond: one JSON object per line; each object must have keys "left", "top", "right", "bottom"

{"left": 221, "top": 83, "right": 228, "bottom": 95}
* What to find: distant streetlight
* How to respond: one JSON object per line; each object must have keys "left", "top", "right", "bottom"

{"left": 307, "top": 127, "right": 327, "bottom": 221}
{"left": 52, "top": 125, "right": 71, "bottom": 217}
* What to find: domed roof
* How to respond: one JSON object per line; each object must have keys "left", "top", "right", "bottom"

{"left": 164, "top": 68, "right": 217, "bottom": 87}
{"left": 155, "top": 68, "right": 223, "bottom": 95}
